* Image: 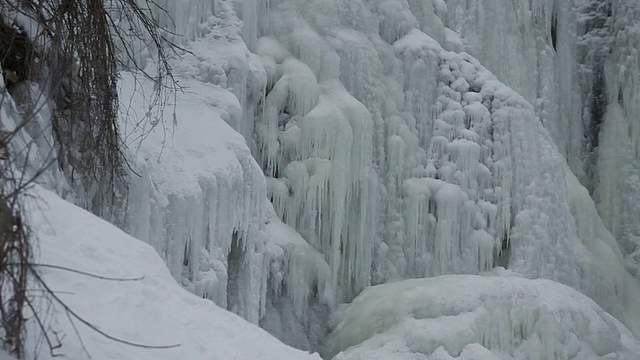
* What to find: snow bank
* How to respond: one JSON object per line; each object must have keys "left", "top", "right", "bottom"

{"left": 22, "top": 186, "right": 320, "bottom": 360}
{"left": 326, "top": 275, "right": 640, "bottom": 360}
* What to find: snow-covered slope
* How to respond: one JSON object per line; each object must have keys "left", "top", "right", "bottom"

{"left": 22, "top": 186, "right": 319, "bottom": 360}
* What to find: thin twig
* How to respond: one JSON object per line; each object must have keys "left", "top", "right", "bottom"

{"left": 6, "top": 263, "right": 144, "bottom": 282}
{"left": 32, "top": 271, "right": 181, "bottom": 350}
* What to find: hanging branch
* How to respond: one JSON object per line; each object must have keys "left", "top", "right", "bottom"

{"left": 6, "top": 263, "right": 145, "bottom": 282}
{"left": 31, "top": 270, "right": 182, "bottom": 351}
{"left": 0, "top": 0, "right": 183, "bottom": 357}
{"left": 1, "top": 0, "right": 181, "bottom": 216}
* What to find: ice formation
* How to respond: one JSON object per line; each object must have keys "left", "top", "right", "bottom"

{"left": 443, "top": 0, "right": 584, "bottom": 177}
{"left": 116, "top": 3, "right": 332, "bottom": 341}
{"left": 119, "top": 72, "right": 268, "bottom": 321}
{"left": 326, "top": 275, "right": 640, "bottom": 360}
{"left": 109, "top": 0, "right": 640, "bottom": 351}
{"left": 235, "top": 0, "right": 640, "bottom": 335}
{"left": 442, "top": 0, "right": 640, "bottom": 276}
{"left": 591, "top": 1, "right": 640, "bottom": 275}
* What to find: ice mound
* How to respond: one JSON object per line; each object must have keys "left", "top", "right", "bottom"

{"left": 326, "top": 275, "right": 640, "bottom": 360}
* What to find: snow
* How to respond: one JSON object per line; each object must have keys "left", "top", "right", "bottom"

{"left": 22, "top": 186, "right": 320, "bottom": 360}
{"left": 326, "top": 275, "right": 640, "bottom": 360}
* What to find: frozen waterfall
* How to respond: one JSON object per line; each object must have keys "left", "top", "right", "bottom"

{"left": 3, "top": 0, "right": 640, "bottom": 358}
{"left": 98, "top": 0, "right": 640, "bottom": 354}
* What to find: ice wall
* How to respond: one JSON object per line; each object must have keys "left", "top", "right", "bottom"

{"left": 443, "top": 0, "right": 585, "bottom": 179}
{"left": 592, "top": 0, "right": 640, "bottom": 276}
{"left": 5, "top": 0, "right": 640, "bottom": 356}
{"left": 262, "top": 202, "right": 334, "bottom": 351}
{"left": 442, "top": 0, "right": 640, "bottom": 279}
{"left": 0, "top": 75, "right": 69, "bottom": 197}
{"left": 234, "top": 0, "right": 640, "bottom": 335}
{"left": 119, "top": 72, "right": 269, "bottom": 322}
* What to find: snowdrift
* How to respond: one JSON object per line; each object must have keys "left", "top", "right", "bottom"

{"left": 21, "top": 186, "right": 319, "bottom": 360}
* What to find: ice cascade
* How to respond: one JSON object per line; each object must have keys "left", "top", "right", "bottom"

{"left": 232, "top": 0, "right": 640, "bottom": 337}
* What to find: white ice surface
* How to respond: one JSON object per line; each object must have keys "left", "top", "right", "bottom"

{"left": 5, "top": 0, "right": 640, "bottom": 357}
{"left": 236, "top": 0, "right": 640, "bottom": 340}
{"left": 326, "top": 275, "right": 640, "bottom": 360}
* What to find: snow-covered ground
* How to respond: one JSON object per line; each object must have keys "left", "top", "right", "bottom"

{"left": 20, "top": 186, "right": 319, "bottom": 360}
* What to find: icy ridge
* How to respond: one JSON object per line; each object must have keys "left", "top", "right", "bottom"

{"left": 593, "top": 0, "right": 640, "bottom": 276}
{"left": 442, "top": 0, "right": 640, "bottom": 282}
{"left": 443, "top": 0, "right": 584, "bottom": 178}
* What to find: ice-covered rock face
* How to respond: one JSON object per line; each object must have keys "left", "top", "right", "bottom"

{"left": 592, "top": 0, "right": 640, "bottom": 276}
{"left": 442, "top": 0, "right": 640, "bottom": 279}
{"left": 7, "top": 0, "right": 640, "bottom": 357}
{"left": 443, "top": 0, "right": 584, "bottom": 179}
{"left": 232, "top": 0, "right": 640, "bottom": 335}
{"left": 326, "top": 275, "right": 640, "bottom": 360}
{"left": 119, "top": 72, "right": 269, "bottom": 323}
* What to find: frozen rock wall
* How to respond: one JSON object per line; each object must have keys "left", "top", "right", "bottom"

{"left": 233, "top": 0, "right": 640, "bottom": 336}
